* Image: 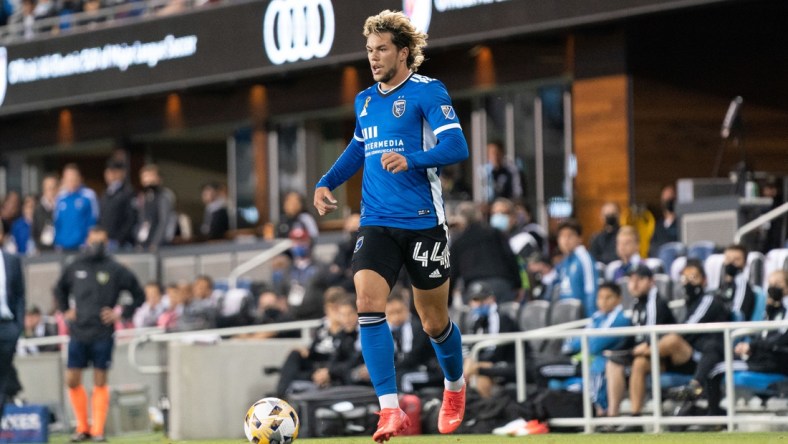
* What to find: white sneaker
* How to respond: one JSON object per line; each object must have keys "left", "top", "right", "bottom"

{"left": 492, "top": 418, "right": 526, "bottom": 436}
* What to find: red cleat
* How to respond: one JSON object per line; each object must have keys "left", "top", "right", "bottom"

{"left": 372, "top": 408, "right": 410, "bottom": 443}
{"left": 437, "top": 385, "right": 466, "bottom": 434}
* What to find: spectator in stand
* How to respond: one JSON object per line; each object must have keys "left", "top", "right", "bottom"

{"left": 132, "top": 282, "right": 168, "bottom": 328}
{"left": 449, "top": 201, "right": 522, "bottom": 303}
{"left": 648, "top": 185, "right": 678, "bottom": 257}
{"left": 77, "top": 0, "right": 106, "bottom": 28}
{"left": 275, "top": 228, "right": 324, "bottom": 319}
{"left": 157, "top": 283, "right": 184, "bottom": 331}
{"left": 1, "top": 190, "right": 21, "bottom": 235}
{"left": 603, "top": 265, "right": 675, "bottom": 428}
{"left": 54, "top": 164, "right": 99, "bottom": 251}
{"left": 16, "top": 305, "right": 59, "bottom": 355}
{"left": 589, "top": 202, "right": 621, "bottom": 264}
{"left": 33, "top": 174, "right": 58, "bottom": 253}
{"left": 186, "top": 275, "right": 218, "bottom": 328}
{"left": 553, "top": 219, "right": 598, "bottom": 317}
{"left": 274, "top": 289, "right": 360, "bottom": 397}
{"left": 621, "top": 260, "right": 729, "bottom": 431}
{"left": 719, "top": 244, "right": 756, "bottom": 321}
{"left": 761, "top": 176, "right": 785, "bottom": 252}
{"left": 561, "top": 282, "right": 631, "bottom": 417}
{"left": 324, "top": 213, "right": 361, "bottom": 292}
{"left": 462, "top": 282, "right": 520, "bottom": 399}
{"left": 484, "top": 140, "right": 523, "bottom": 202}
{"left": 490, "top": 198, "right": 541, "bottom": 265}
{"left": 512, "top": 202, "right": 548, "bottom": 256}
{"left": 439, "top": 164, "right": 471, "bottom": 202}
{"left": 610, "top": 225, "right": 642, "bottom": 281}
{"left": 7, "top": 0, "right": 37, "bottom": 40}
{"left": 99, "top": 160, "right": 136, "bottom": 251}
{"left": 135, "top": 164, "right": 176, "bottom": 251}
{"left": 276, "top": 191, "right": 319, "bottom": 240}
{"left": 199, "top": 182, "right": 229, "bottom": 241}
{"left": 240, "top": 289, "right": 296, "bottom": 339}
{"left": 10, "top": 195, "right": 36, "bottom": 255}
{"left": 0, "top": 0, "right": 12, "bottom": 26}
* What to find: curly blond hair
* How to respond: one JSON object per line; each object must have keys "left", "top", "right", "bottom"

{"left": 363, "top": 10, "right": 428, "bottom": 71}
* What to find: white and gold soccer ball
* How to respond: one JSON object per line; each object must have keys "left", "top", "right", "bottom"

{"left": 243, "top": 397, "right": 300, "bottom": 444}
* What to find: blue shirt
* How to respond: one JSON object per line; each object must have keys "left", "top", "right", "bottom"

{"left": 54, "top": 186, "right": 98, "bottom": 250}
{"left": 555, "top": 245, "right": 598, "bottom": 317}
{"left": 316, "top": 72, "right": 469, "bottom": 230}
{"left": 563, "top": 304, "right": 631, "bottom": 374}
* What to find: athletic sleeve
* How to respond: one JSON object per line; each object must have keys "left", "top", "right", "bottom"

{"left": 316, "top": 120, "right": 365, "bottom": 190}
{"left": 403, "top": 80, "right": 468, "bottom": 170}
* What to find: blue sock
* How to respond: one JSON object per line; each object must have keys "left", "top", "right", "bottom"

{"left": 430, "top": 321, "right": 464, "bottom": 383}
{"left": 359, "top": 312, "right": 397, "bottom": 398}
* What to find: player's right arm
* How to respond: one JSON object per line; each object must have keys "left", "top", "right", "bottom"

{"left": 314, "top": 126, "right": 365, "bottom": 216}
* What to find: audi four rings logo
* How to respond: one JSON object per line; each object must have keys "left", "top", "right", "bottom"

{"left": 263, "top": 0, "right": 335, "bottom": 65}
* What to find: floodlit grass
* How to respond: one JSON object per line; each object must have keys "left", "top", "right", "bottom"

{"left": 48, "top": 432, "right": 788, "bottom": 444}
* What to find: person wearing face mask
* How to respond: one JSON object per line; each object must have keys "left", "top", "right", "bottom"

{"left": 490, "top": 198, "right": 540, "bottom": 266}
{"left": 134, "top": 164, "right": 177, "bottom": 252}
{"left": 282, "top": 228, "right": 327, "bottom": 320}
{"left": 54, "top": 226, "right": 145, "bottom": 442}
{"left": 449, "top": 202, "right": 522, "bottom": 304}
{"left": 648, "top": 185, "right": 678, "bottom": 257}
{"left": 590, "top": 202, "right": 622, "bottom": 264}
{"left": 718, "top": 244, "right": 756, "bottom": 322}
{"left": 621, "top": 260, "right": 728, "bottom": 429}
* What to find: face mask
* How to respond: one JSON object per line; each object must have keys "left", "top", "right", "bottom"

{"left": 662, "top": 198, "right": 676, "bottom": 213}
{"left": 684, "top": 283, "right": 703, "bottom": 300}
{"left": 605, "top": 214, "right": 618, "bottom": 227}
{"left": 86, "top": 242, "right": 106, "bottom": 257}
{"left": 472, "top": 304, "right": 491, "bottom": 318}
{"left": 263, "top": 308, "right": 282, "bottom": 319}
{"left": 768, "top": 286, "right": 784, "bottom": 302}
{"left": 724, "top": 263, "right": 742, "bottom": 277}
{"left": 489, "top": 213, "right": 510, "bottom": 232}
{"left": 291, "top": 245, "right": 309, "bottom": 258}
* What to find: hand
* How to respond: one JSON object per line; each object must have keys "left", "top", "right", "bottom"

{"left": 381, "top": 152, "right": 408, "bottom": 174}
{"left": 633, "top": 342, "right": 650, "bottom": 357}
{"left": 314, "top": 187, "right": 338, "bottom": 216}
{"left": 734, "top": 342, "right": 750, "bottom": 357}
{"left": 312, "top": 368, "right": 331, "bottom": 386}
{"left": 100, "top": 307, "right": 119, "bottom": 325}
{"left": 64, "top": 309, "right": 76, "bottom": 322}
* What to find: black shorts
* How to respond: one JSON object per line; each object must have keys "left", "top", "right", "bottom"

{"left": 351, "top": 225, "right": 450, "bottom": 291}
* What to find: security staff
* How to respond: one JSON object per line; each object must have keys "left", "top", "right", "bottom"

{"left": 55, "top": 226, "right": 144, "bottom": 442}
{"left": 0, "top": 227, "right": 26, "bottom": 436}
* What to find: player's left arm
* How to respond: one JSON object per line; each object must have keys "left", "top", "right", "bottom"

{"left": 404, "top": 81, "right": 469, "bottom": 169}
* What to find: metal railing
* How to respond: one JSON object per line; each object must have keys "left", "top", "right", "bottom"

{"left": 227, "top": 239, "right": 292, "bottom": 290}
{"left": 734, "top": 201, "right": 788, "bottom": 244}
{"left": 467, "top": 319, "right": 788, "bottom": 433}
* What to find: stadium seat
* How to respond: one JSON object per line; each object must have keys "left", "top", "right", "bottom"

{"left": 657, "top": 241, "right": 686, "bottom": 273}
{"left": 615, "top": 276, "right": 635, "bottom": 310}
{"left": 518, "top": 300, "right": 549, "bottom": 350}
{"left": 703, "top": 254, "right": 725, "bottom": 291}
{"left": 498, "top": 301, "right": 521, "bottom": 326}
{"left": 549, "top": 299, "right": 584, "bottom": 326}
{"left": 644, "top": 257, "right": 666, "bottom": 274}
{"left": 653, "top": 273, "right": 672, "bottom": 300}
{"left": 746, "top": 251, "right": 766, "bottom": 289}
{"left": 766, "top": 248, "right": 788, "bottom": 279}
{"left": 604, "top": 260, "right": 622, "bottom": 282}
{"left": 670, "top": 256, "right": 687, "bottom": 282}
{"left": 688, "top": 240, "right": 717, "bottom": 262}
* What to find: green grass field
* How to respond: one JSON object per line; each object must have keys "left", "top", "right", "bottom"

{"left": 48, "top": 432, "right": 788, "bottom": 444}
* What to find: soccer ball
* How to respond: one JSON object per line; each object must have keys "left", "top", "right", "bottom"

{"left": 244, "top": 397, "right": 300, "bottom": 444}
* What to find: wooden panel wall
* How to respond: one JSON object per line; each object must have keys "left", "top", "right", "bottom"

{"left": 572, "top": 75, "right": 631, "bottom": 243}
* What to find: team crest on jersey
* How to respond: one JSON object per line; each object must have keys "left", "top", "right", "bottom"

{"left": 441, "top": 105, "right": 456, "bottom": 119}
{"left": 392, "top": 100, "right": 406, "bottom": 118}
{"left": 96, "top": 271, "right": 110, "bottom": 285}
{"left": 354, "top": 236, "right": 364, "bottom": 253}
{"left": 360, "top": 96, "right": 371, "bottom": 117}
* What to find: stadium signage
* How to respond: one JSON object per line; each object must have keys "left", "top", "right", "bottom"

{"left": 0, "top": 0, "right": 727, "bottom": 116}
{"left": 263, "top": 0, "right": 335, "bottom": 65}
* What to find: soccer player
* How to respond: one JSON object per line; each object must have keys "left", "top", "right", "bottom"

{"left": 314, "top": 10, "right": 469, "bottom": 443}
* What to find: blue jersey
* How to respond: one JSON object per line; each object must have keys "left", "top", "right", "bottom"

{"left": 316, "top": 72, "right": 469, "bottom": 230}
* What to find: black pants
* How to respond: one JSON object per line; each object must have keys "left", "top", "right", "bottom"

{"left": 276, "top": 350, "right": 318, "bottom": 397}
{"left": 0, "top": 337, "right": 17, "bottom": 430}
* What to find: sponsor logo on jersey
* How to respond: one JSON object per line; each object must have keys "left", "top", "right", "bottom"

{"left": 392, "top": 99, "right": 406, "bottom": 118}
{"left": 403, "top": 0, "right": 432, "bottom": 33}
{"left": 0, "top": 47, "right": 7, "bottom": 108}
{"left": 441, "top": 105, "right": 456, "bottom": 119}
{"left": 354, "top": 236, "right": 364, "bottom": 253}
{"left": 263, "top": 0, "right": 335, "bottom": 65}
{"left": 97, "top": 271, "right": 110, "bottom": 285}
{"left": 359, "top": 96, "right": 371, "bottom": 117}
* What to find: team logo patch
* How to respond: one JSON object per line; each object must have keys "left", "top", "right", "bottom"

{"left": 441, "top": 105, "right": 456, "bottom": 119}
{"left": 96, "top": 271, "right": 110, "bottom": 285}
{"left": 354, "top": 236, "right": 364, "bottom": 253}
{"left": 392, "top": 100, "right": 406, "bottom": 118}
{"left": 359, "top": 96, "right": 371, "bottom": 117}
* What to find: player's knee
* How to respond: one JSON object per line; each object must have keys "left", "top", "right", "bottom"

{"left": 421, "top": 317, "right": 449, "bottom": 338}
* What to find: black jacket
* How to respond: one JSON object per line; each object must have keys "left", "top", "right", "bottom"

{"left": 630, "top": 287, "right": 676, "bottom": 345}
{"left": 135, "top": 186, "right": 176, "bottom": 249}
{"left": 31, "top": 199, "right": 54, "bottom": 252}
{"left": 449, "top": 223, "right": 521, "bottom": 294}
{"left": 99, "top": 181, "right": 136, "bottom": 247}
{"left": 681, "top": 293, "right": 730, "bottom": 349}
{"left": 54, "top": 251, "right": 145, "bottom": 341}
